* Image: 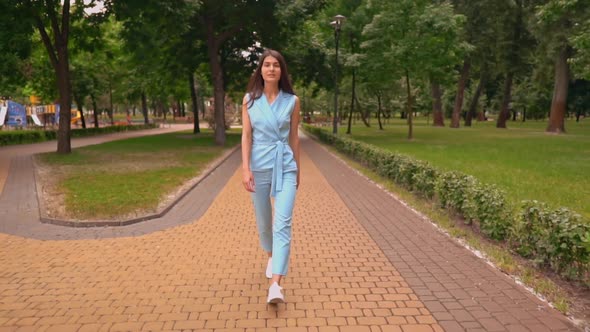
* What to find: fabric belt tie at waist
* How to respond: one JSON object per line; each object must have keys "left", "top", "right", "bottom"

{"left": 271, "top": 141, "right": 284, "bottom": 197}
{"left": 253, "top": 140, "right": 288, "bottom": 197}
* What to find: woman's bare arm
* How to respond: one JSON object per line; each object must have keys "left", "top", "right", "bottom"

{"left": 289, "top": 97, "right": 301, "bottom": 188}
{"left": 241, "top": 95, "right": 255, "bottom": 192}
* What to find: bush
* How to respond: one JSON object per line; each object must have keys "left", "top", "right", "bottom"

{"left": 436, "top": 171, "right": 477, "bottom": 217}
{"left": 0, "top": 130, "right": 55, "bottom": 146}
{"left": 0, "top": 124, "right": 157, "bottom": 146}
{"left": 302, "top": 125, "right": 589, "bottom": 279}
{"left": 412, "top": 162, "right": 438, "bottom": 199}
{"left": 512, "top": 201, "right": 590, "bottom": 278}
{"left": 464, "top": 183, "right": 512, "bottom": 240}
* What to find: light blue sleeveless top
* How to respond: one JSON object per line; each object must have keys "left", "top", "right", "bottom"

{"left": 247, "top": 90, "right": 298, "bottom": 197}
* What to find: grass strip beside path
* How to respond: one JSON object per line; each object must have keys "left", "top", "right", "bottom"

{"left": 342, "top": 118, "right": 590, "bottom": 219}
{"left": 36, "top": 130, "right": 240, "bottom": 220}
{"left": 316, "top": 136, "right": 581, "bottom": 317}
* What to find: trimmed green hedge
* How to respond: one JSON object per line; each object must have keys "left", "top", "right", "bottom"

{"left": 303, "top": 124, "right": 590, "bottom": 280}
{"left": 0, "top": 124, "right": 158, "bottom": 147}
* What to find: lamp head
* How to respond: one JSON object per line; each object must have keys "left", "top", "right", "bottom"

{"left": 330, "top": 14, "right": 346, "bottom": 30}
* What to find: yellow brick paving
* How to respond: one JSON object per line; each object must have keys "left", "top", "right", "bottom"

{"left": 0, "top": 150, "right": 441, "bottom": 332}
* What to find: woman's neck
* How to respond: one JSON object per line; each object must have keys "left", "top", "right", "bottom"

{"left": 263, "top": 84, "right": 280, "bottom": 97}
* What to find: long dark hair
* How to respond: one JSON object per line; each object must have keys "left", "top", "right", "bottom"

{"left": 246, "top": 49, "right": 295, "bottom": 108}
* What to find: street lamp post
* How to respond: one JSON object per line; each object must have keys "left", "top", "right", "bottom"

{"left": 330, "top": 14, "right": 345, "bottom": 134}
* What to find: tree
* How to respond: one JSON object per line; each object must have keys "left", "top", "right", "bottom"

{"left": 70, "top": 12, "right": 110, "bottom": 129}
{"left": 196, "top": 0, "right": 275, "bottom": 145}
{"left": 362, "top": 0, "right": 467, "bottom": 139}
{"left": 533, "top": 0, "right": 590, "bottom": 133}
{"left": 496, "top": 0, "right": 532, "bottom": 129}
{"left": 112, "top": 0, "right": 202, "bottom": 129}
{"left": 424, "top": 1, "right": 471, "bottom": 128}
{"left": 335, "top": 0, "right": 373, "bottom": 133}
{"left": 18, "top": 0, "right": 79, "bottom": 153}
{"left": 8, "top": 1, "right": 104, "bottom": 152}
{"left": 569, "top": 20, "right": 590, "bottom": 80}
{"left": 0, "top": 1, "right": 33, "bottom": 96}
{"left": 449, "top": 0, "right": 501, "bottom": 128}
{"left": 449, "top": 1, "right": 500, "bottom": 127}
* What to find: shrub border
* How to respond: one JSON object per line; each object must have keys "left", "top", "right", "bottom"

{"left": 303, "top": 124, "right": 590, "bottom": 280}
{"left": 0, "top": 124, "right": 158, "bottom": 147}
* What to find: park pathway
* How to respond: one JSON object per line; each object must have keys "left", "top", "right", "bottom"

{"left": 0, "top": 131, "right": 581, "bottom": 331}
{"left": 0, "top": 125, "right": 195, "bottom": 195}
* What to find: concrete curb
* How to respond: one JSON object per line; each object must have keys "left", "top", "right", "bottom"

{"left": 34, "top": 144, "right": 241, "bottom": 228}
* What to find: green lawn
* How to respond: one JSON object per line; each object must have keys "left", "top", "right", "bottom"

{"left": 338, "top": 118, "right": 590, "bottom": 219}
{"left": 37, "top": 129, "right": 240, "bottom": 219}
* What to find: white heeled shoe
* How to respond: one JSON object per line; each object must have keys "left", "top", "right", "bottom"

{"left": 267, "top": 282, "right": 284, "bottom": 304}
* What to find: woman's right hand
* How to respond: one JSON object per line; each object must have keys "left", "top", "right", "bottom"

{"left": 242, "top": 169, "right": 255, "bottom": 192}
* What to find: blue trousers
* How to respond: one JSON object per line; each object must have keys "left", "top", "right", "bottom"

{"left": 251, "top": 170, "right": 297, "bottom": 276}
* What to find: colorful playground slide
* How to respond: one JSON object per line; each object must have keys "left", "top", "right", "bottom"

{"left": 0, "top": 106, "right": 6, "bottom": 126}
{"left": 31, "top": 114, "right": 42, "bottom": 126}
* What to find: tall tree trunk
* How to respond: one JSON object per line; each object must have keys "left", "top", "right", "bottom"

{"left": 355, "top": 96, "right": 370, "bottom": 127}
{"left": 200, "top": 93, "right": 206, "bottom": 119}
{"left": 35, "top": 1, "right": 72, "bottom": 153}
{"left": 499, "top": 1, "right": 523, "bottom": 129}
{"left": 90, "top": 93, "right": 99, "bottom": 128}
{"left": 152, "top": 100, "right": 159, "bottom": 117}
{"left": 376, "top": 93, "right": 383, "bottom": 130}
{"left": 546, "top": 45, "right": 569, "bottom": 133}
{"left": 477, "top": 109, "right": 486, "bottom": 121}
{"left": 347, "top": 68, "right": 356, "bottom": 134}
{"left": 451, "top": 58, "right": 471, "bottom": 128}
{"left": 108, "top": 79, "right": 114, "bottom": 125}
{"left": 465, "top": 75, "right": 485, "bottom": 127}
{"left": 189, "top": 72, "right": 201, "bottom": 134}
{"left": 73, "top": 93, "right": 86, "bottom": 129}
{"left": 205, "top": 20, "right": 226, "bottom": 145}
{"left": 405, "top": 69, "right": 413, "bottom": 140}
{"left": 431, "top": 80, "right": 444, "bottom": 127}
{"left": 497, "top": 73, "right": 513, "bottom": 128}
{"left": 159, "top": 101, "right": 167, "bottom": 120}
{"left": 56, "top": 52, "right": 72, "bottom": 154}
{"left": 141, "top": 92, "right": 149, "bottom": 125}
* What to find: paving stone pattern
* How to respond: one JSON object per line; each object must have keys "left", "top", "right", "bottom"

{"left": 0, "top": 131, "right": 581, "bottom": 332}
{"left": 0, "top": 148, "right": 441, "bottom": 332}
{"left": 302, "top": 137, "right": 579, "bottom": 332}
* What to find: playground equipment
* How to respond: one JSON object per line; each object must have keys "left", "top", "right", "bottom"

{"left": 71, "top": 109, "right": 82, "bottom": 124}
{"left": 30, "top": 103, "right": 81, "bottom": 126}
{"left": 31, "top": 113, "right": 42, "bottom": 126}
{"left": 0, "top": 101, "right": 26, "bottom": 127}
{"left": 0, "top": 105, "right": 6, "bottom": 126}
{"left": 0, "top": 98, "right": 81, "bottom": 128}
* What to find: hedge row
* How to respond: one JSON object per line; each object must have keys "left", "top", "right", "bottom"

{"left": 0, "top": 124, "right": 158, "bottom": 147}
{"left": 303, "top": 124, "right": 590, "bottom": 280}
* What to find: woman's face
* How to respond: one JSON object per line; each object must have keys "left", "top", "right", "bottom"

{"left": 261, "top": 55, "right": 281, "bottom": 84}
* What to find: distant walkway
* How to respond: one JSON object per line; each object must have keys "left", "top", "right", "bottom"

{"left": 0, "top": 124, "right": 195, "bottom": 194}
{"left": 0, "top": 124, "right": 223, "bottom": 239}
{"left": 0, "top": 133, "right": 580, "bottom": 331}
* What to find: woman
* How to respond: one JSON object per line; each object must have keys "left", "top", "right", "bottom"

{"left": 241, "top": 49, "right": 300, "bottom": 304}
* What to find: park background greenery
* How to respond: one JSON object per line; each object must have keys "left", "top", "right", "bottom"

{"left": 1, "top": 0, "right": 589, "bottom": 317}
